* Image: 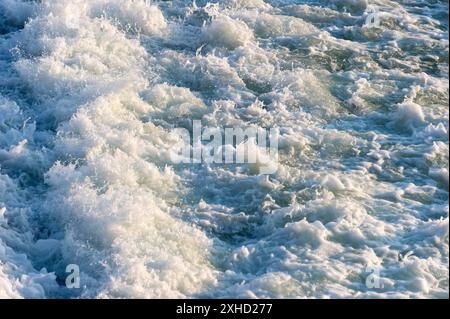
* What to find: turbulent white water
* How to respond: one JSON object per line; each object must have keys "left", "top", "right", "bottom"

{"left": 0, "top": 0, "right": 448, "bottom": 299}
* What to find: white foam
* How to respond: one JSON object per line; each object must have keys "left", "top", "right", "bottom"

{"left": 237, "top": 12, "right": 318, "bottom": 38}
{"left": 0, "top": 0, "right": 448, "bottom": 299}
{"left": 90, "top": 0, "right": 167, "bottom": 36}
{"left": 389, "top": 100, "right": 426, "bottom": 132}
{"left": 203, "top": 16, "right": 254, "bottom": 49}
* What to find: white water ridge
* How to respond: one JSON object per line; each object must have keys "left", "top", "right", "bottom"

{"left": 0, "top": 0, "right": 448, "bottom": 298}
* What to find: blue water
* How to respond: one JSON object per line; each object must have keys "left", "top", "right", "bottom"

{"left": 0, "top": 0, "right": 448, "bottom": 298}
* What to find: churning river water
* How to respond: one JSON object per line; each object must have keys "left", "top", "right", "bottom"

{"left": 0, "top": 0, "right": 448, "bottom": 298}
